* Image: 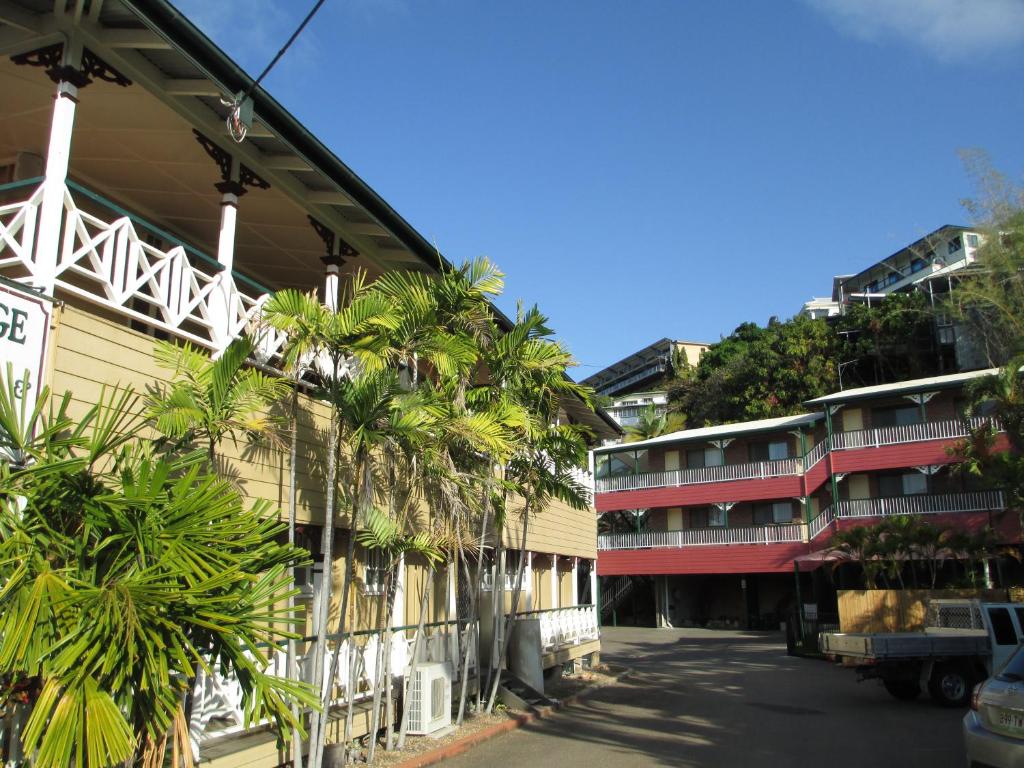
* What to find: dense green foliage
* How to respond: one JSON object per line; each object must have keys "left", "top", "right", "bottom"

{"left": 668, "top": 315, "right": 838, "bottom": 425}
{"left": 667, "top": 289, "right": 947, "bottom": 426}
{"left": 0, "top": 371, "right": 314, "bottom": 768}
{"left": 828, "top": 515, "right": 1000, "bottom": 589}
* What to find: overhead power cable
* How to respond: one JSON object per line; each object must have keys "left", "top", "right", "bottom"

{"left": 223, "top": 0, "right": 329, "bottom": 143}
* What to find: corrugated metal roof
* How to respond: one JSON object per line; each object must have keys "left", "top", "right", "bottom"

{"left": 804, "top": 368, "right": 999, "bottom": 406}
{"left": 595, "top": 411, "right": 824, "bottom": 453}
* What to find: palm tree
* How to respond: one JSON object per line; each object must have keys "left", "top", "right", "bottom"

{"left": 262, "top": 276, "right": 400, "bottom": 768}
{"left": 145, "top": 335, "right": 289, "bottom": 471}
{"left": 0, "top": 367, "right": 316, "bottom": 768}
{"left": 828, "top": 525, "right": 877, "bottom": 588}
{"left": 624, "top": 405, "right": 686, "bottom": 443}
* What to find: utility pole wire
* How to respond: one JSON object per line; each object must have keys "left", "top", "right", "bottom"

{"left": 225, "top": 0, "right": 329, "bottom": 142}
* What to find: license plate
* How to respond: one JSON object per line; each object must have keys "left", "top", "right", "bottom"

{"left": 998, "top": 709, "right": 1024, "bottom": 732}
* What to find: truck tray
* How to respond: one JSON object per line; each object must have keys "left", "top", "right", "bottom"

{"left": 821, "top": 631, "right": 989, "bottom": 660}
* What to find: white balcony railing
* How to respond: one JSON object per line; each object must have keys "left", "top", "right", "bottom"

{"left": 0, "top": 179, "right": 288, "bottom": 361}
{"left": 832, "top": 490, "right": 1006, "bottom": 520}
{"left": 595, "top": 456, "right": 801, "bottom": 494}
{"left": 804, "top": 439, "right": 829, "bottom": 469}
{"left": 190, "top": 621, "right": 470, "bottom": 760}
{"left": 804, "top": 490, "right": 1006, "bottom": 542}
{"left": 515, "top": 605, "right": 600, "bottom": 651}
{"left": 598, "top": 491, "right": 1006, "bottom": 551}
{"left": 831, "top": 416, "right": 994, "bottom": 451}
{"left": 597, "top": 523, "right": 804, "bottom": 551}
{"left": 593, "top": 415, "right": 1004, "bottom": 498}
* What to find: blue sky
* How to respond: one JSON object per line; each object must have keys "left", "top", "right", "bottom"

{"left": 175, "top": 0, "right": 1024, "bottom": 377}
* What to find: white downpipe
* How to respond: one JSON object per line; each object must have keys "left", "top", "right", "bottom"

{"left": 589, "top": 560, "right": 597, "bottom": 608}
{"left": 550, "top": 554, "right": 559, "bottom": 610}
{"left": 392, "top": 553, "right": 406, "bottom": 628}
{"left": 524, "top": 552, "right": 533, "bottom": 611}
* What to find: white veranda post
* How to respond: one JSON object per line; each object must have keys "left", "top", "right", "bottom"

{"left": 211, "top": 167, "right": 243, "bottom": 350}
{"left": 322, "top": 254, "right": 341, "bottom": 311}
{"left": 524, "top": 552, "right": 533, "bottom": 611}
{"left": 571, "top": 557, "right": 579, "bottom": 606}
{"left": 589, "top": 560, "right": 597, "bottom": 608}
{"left": 36, "top": 47, "right": 83, "bottom": 294}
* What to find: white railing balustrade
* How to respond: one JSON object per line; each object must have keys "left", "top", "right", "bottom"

{"left": 598, "top": 523, "right": 804, "bottom": 551}
{"left": 595, "top": 456, "right": 800, "bottom": 494}
{"left": 516, "top": 606, "right": 599, "bottom": 651}
{"left": 806, "top": 505, "right": 836, "bottom": 540}
{"left": 188, "top": 622, "right": 469, "bottom": 760}
{"left": 804, "top": 440, "right": 829, "bottom": 469}
{"left": 831, "top": 417, "right": 996, "bottom": 451}
{"left": 833, "top": 490, "right": 1006, "bottom": 520}
{"left": 803, "top": 490, "right": 1006, "bottom": 544}
{"left": 0, "top": 183, "right": 42, "bottom": 276}
{"left": 0, "top": 180, "right": 286, "bottom": 359}
{"left": 595, "top": 417, "right": 1005, "bottom": 497}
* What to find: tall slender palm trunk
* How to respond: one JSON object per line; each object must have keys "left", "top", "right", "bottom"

{"left": 487, "top": 501, "right": 530, "bottom": 712}
{"left": 306, "top": 394, "right": 340, "bottom": 768}
{"left": 286, "top": 372, "right": 304, "bottom": 768}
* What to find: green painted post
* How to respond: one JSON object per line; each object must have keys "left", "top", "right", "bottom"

{"left": 825, "top": 408, "right": 839, "bottom": 507}
{"left": 793, "top": 560, "right": 804, "bottom": 642}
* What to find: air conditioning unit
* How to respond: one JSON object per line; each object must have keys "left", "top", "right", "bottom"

{"left": 407, "top": 662, "right": 452, "bottom": 735}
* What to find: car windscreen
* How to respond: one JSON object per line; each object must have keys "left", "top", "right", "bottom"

{"left": 997, "top": 642, "right": 1024, "bottom": 682}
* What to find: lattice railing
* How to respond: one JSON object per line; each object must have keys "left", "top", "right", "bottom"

{"left": 0, "top": 180, "right": 286, "bottom": 358}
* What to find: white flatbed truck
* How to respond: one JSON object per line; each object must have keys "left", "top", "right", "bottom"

{"left": 820, "top": 600, "right": 1024, "bottom": 707}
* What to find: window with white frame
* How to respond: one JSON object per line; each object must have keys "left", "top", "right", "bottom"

{"left": 363, "top": 548, "right": 388, "bottom": 595}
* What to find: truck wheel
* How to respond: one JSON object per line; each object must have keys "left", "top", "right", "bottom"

{"left": 928, "top": 664, "right": 969, "bottom": 707}
{"left": 883, "top": 679, "right": 921, "bottom": 701}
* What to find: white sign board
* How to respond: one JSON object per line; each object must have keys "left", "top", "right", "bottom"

{"left": 0, "top": 280, "right": 53, "bottom": 415}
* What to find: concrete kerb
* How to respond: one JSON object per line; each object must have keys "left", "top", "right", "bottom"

{"left": 393, "top": 667, "right": 634, "bottom": 768}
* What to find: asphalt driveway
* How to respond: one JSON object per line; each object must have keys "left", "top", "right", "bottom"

{"left": 443, "top": 626, "right": 966, "bottom": 767}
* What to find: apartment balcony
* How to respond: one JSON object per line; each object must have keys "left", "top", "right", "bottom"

{"left": 808, "top": 490, "right": 1007, "bottom": 539}
{"left": 830, "top": 417, "right": 1002, "bottom": 473}
{"left": 0, "top": 178, "right": 287, "bottom": 359}
{"left": 598, "top": 523, "right": 805, "bottom": 551}
{"left": 593, "top": 415, "right": 1005, "bottom": 514}
{"left": 607, "top": 403, "right": 667, "bottom": 427}
{"left": 596, "top": 490, "right": 1008, "bottom": 577}
{"left": 594, "top": 454, "right": 810, "bottom": 512}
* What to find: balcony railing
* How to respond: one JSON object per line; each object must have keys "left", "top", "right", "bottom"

{"left": 594, "top": 415, "right": 1005, "bottom": 498}
{"left": 597, "top": 491, "right": 1006, "bottom": 552}
{"left": 598, "top": 523, "right": 804, "bottom": 550}
{"left": 514, "top": 605, "right": 600, "bottom": 651}
{"left": 595, "top": 456, "right": 801, "bottom": 493}
{"left": 190, "top": 620, "right": 469, "bottom": 759}
{"left": 832, "top": 490, "right": 1006, "bottom": 520}
{"left": 0, "top": 179, "right": 287, "bottom": 360}
{"left": 805, "top": 490, "right": 1006, "bottom": 542}
{"left": 831, "top": 416, "right": 993, "bottom": 450}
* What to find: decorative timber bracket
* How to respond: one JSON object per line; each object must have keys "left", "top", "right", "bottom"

{"left": 11, "top": 43, "right": 131, "bottom": 89}
{"left": 192, "top": 130, "right": 270, "bottom": 196}
{"left": 308, "top": 215, "right": 359, "bottom": 262}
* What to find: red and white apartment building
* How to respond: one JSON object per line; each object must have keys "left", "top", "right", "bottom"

{"left": 593, "top": 369, "right": 1015, "bottom": 630}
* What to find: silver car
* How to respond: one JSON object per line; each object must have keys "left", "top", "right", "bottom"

{"left": 964, "top": 643, "right": 1024, "bottom": 768}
